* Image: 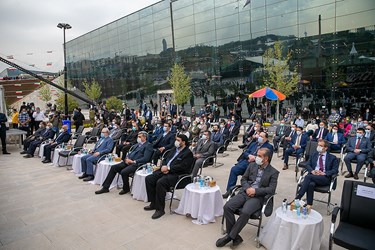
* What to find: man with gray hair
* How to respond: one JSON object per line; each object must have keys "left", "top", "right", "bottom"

{"left": 79, "top": 128, "right": 114, "bottom": 181}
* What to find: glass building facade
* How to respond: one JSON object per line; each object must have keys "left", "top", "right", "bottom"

{"left": 66, "top": 0, "right": 375, "bottom": 109}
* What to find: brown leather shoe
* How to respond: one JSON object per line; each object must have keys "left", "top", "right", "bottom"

{"left": 282, "top": 164, "right": 288, "bottom": 170}
{"left": 353, "top": 173, "right": 359, "bottom": 180}
{"left": 345, "top": 172, "right": 354, "bottom": 178}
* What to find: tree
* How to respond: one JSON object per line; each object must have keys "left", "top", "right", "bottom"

{"left": 168, "top": 63, "right": 191, "bottom": 112}
{"left": 39, "top": 83, "right": 52, "bottom": 103}
{"left": 263, "top": 41, "right": 299, "bottom": 121}
{"left": 105, "top": 96, "right": 123, "bottom": 112}
{"left": 83, "top": 79, "right": 102, "bottom": 103}
{"left": 55, "top": 93, "right": 78, "bottom": 113}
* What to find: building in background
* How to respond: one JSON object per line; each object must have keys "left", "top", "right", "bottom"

{"left": 65, "top": 0, "right": 375, "bottom": 112}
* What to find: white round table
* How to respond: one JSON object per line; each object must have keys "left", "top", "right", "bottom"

{"left": 174, "top": 183, "right": 224, "bottom": 225}
{"left": 39, "top": 143, "right": 47, "bottom": 158}
{"left": 72, "top": 154, "right": 84, "bottom": 175}
{"left": 89, "top": 160, "right": 123, "bottom": 190}
{"left": 52, "top": 148, "right": 73, "bottom": 167}
{"left": 131, "top": 170, "right": 151, "bottom": 202}
{"left": 259, "top": 207, "right": 324, "bottom": 250}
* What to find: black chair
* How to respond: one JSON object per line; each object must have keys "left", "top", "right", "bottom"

{"left": 329, "top": 180, "right": 375, "bottom": 250}
{"left": 72, "top": 125, "right": 84, "bottom": 139}
{"left": 85, "top": 127, "right": 100, "bottom": 145}
{"left": 221, "top": 186, "right": 276, "bottom": 248}
{"left": 58, "top": 135, "right": 86, "bottom": 168}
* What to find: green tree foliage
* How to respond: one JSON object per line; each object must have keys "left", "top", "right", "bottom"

{"left": 55, "top": 93, "right": 78, "bottom": 113}
{"left": 39, "top": 83, "right": 52, "bottom": 103}
{"left": 168, "top": 63, "right": 191, "bottom": 107}
{"left": 263, "top": 41, "right": 299, "bottom": 97}
{"left": 105, "top": 96, "right": 123, "bottom": 112}
{"left": 83, "top": 79, "right": 102, "bottom": 103}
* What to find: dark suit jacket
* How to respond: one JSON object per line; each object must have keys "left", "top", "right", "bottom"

{"left": 109, "top": 128, "right": 122, "bottom": 140}
{"left": 228, "top": 125, "right": 240, "bottom": 139}
{"left": 55, "top": 131, "right": 71, "bottom": 144}
{"left": 240, "top": 141, "right": 274, "bottom": 161}
{"left": 127, "top": 141, "right": 153, "bottom": 166}
{"left": 121, "top": 129, "right": 139, "bottom": 144}
{"left": 162, "top": 146, "right": 194, "bottom": 175}
{"left": 312, "top": 127, "right": 328, "bottom": 140}
{"left": 325, "top": 132, "right": 346, "bottom": 146}
{"left": 289, "top": 133, "right": 309, "bottom": 150}
{"left": 346, "top": 136, "right": 372, "bottom": 154}
{"left": 241, "top": 163, "right": 279, "bottom": 212}
{"left": 305, "top": 152, "right": 339, "bottom": 177}
{"left": 0, "top": 113, "right": 7, "bottom": 131}
{"left": 211, "top": 131, "right": 224, "bottom": 145}
{"left": 192, "top": 139, "right": 215, "bottom": 158}
{"left": 41, "top": 129, "right": 55, "bottom": 141}
{"left": 153, "top": 131, "right": 175, "bottom": 150}
{"left": 275, "top": 125, "right": 291, "bottom": 137}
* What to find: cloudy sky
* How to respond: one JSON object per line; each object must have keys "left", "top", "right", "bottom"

{"left": 0, "top": 0, "right": 160, "bottom": 73}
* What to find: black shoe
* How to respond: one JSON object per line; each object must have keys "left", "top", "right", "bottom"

{"left": 119, "top": 189, "right": 129, "bottom": 195}
{"left": 151, "top": 210, "right": 165, "bottom": 219}
{"left": 353, "top": 173, "right": 359, "bottom": 180}
{"left": 78, "top": 173, "right": 89, "bottom": 179}
{"left": 232, "top": 235, "right": 243, "bottom": 247}
{"left": 345, "top": 172, "right": 354, "bottom": 178}
{"left": 83, "top": 175, "right": 94, "bottom": 182}
{"left": 144, "top": 204, "right": 155, "bottom": 211}
{"left": 20, "top": 151, "right": 27, "bottom": 154}
{"left": 222, "top": 190, "right": 231, "bottom": 199}
{"left": 3, "top": 152, "right": 10, "bottom": 155}
{"left": 95, "top": 188, "right": 109, "bottom": 195}
{"left": 42, "top": 159, "right": 51, "bottom": 163}
{"left": 216, "top": 235, "right": 232, "bottom": 247}
{"left": 238, "top": 144, "right": 246, "bottom": 149}
{"left": 23, "top": 154, "right": 33, "bottom": 158}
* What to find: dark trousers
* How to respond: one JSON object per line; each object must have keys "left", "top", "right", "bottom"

{"left": 12, "top": 123, "right": 18, "bottom": 129}
{"left": 0, "top": 130, "right": 6, "bottom": 153}
{"left": 344, "top": 152, "right": 367, "bottom": 173}
{"left": 27, "top": 140, "right": 42, "bottom": 156}
{"left": 296, "top": 174, "right": 331, "bottom": 205}
{"left": 43, "top": 143, "right": 58, "bottom": 160}
{"left": 284, "top": 147, "right": 304, "bottom": 165}
{"left": 116, "top": 143, "right": 132, "bottom": 160}
{"left": 34, "top": 121, "right": 41, "bottom": 132}
{"left": 223, "top": 192, "right": 262, "bottom": 239}
{"left": 226, "top": 160, "right": 248, "bottom": 191}
{"left": 145, "top": 171, "right": 179, "bottom": 211}
{"left": 19, "top": 126, "right": 30, "bottom": 137}
{"left": 273, "top": 135, "right": 284, "bottom": 150}
{"left": 102, "top": 162, "right": 138, "bottom": 192}
{"left": 151, "top": 149, "right": 162, "bottom": 164}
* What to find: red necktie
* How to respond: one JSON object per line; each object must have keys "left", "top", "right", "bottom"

{"left": 355, "top": 138, "right": 361, "bottom": 149}
{"left": 319, "top": 154, "right": 324, "bottom": 172}
{"left": 318, "top": 129, "right": 323, "bottom": 139}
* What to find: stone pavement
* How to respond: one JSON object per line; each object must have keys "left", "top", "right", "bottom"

{"left": 0, "top": 138, "right": 350, "bottom": 249}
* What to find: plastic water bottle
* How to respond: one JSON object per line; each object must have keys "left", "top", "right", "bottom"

{"left": 295, "top": 199, "right": 301, "bottom": 217}
{"left": 147, "top": 163, "right": 152, "bottom": 174}
{"left": 302, "top": 205, "right": 308, "bottom": 219}
{"left": 62, "top": 142, "right": 65, "bottom": 149}
{"left": 199, "top": 176, "right": 204, "bottom": 189}
{"left": 282, "top": 199, "right": 287, "bottom": 213}
{"left": 143, "top": 164, "right": 147, "bottom": 174}
{"left": 105, "top": 155, "right": 109, "bottom": 162}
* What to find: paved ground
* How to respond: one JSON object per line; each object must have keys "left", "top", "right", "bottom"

{"left": 0, "top": 135, "right": 352, "bottom": 250}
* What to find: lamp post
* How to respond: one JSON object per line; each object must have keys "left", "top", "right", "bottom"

{"left": 170, "top": 0, "right": 178, "bottom": 61}
{"left": 57, "top": 23, "right": 72, "bottom": 117}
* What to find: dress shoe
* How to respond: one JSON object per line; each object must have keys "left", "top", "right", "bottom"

{"left": 42, "top": 159, "right": 51, "bottom": 163}
{"left": 23, "top": 154, "right": 33, "bottom": 158}
{"left": 144, "top": 204, "right": 155, "bottom": 211}
{"left": 232, "top": 235, "right": 243, "bottom": 247}
{"left": 78, "top": 173, "right": 88, "bottom": 179}
{"left": 222, "top": 190, "right": 231, "bottom": 199}
{"left": 282, "top": 164, "right": 288, "bottom": 170}
{"left": 83, "top": 175, "right": 94, "bottom": 182}
{"left": 281, "top": 157, "right": 284, "bottom": 160}
{"left": 20, "top": 151, "right": 27, "bottom": 154}
{"left": 95, "top": 188, "right": 109, "bottom": 195}
{"left": 345, "top": 172, "right": 354, "bottom": 178}
{"left": 238, "top": 144, "right": 246, "bottom": 149}
{"left": 3, "top": 152, "right": 10, "bottom": 155}
{"left": 151, "top": 210, "right": 165, "bottom": 219}
{"left": 353, "top": 173, "right": 359, "bottom": 180}
{"left": 119, "top": 189, "right": 129, "bottom": 195}
{"left": 216, "top": 235, "right": 232, "bottom": 247}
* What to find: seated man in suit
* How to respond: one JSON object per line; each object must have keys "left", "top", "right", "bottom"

{"left": 149, "top": 121, "right": 163, "bottom": 143}
{"left": 344, "top": 128, "right": 372, "bottom": 180}
{"left": 272, "top": 121, "right": 290, "bottom": 152}
{"left": 78, "top": 128, "right": 115, "bottom": 181}
{"left": 281, "top": 124, "right": 297, "bottom": 158}
{"left": 95, "top": 131, "right": 153, "bottom": 195}
{"left": 108, "top": 120, "right": 123, "bottom": 141}
{"left": 311, "top": 122, "right": 328, "bottom": 141}
{"left": 239, "top": 122, "right": 261, "bottom": 149}
{"left": 22, "top": 122, "right": 54, "bottom": 157}
{"left": 115, "top": 120, "right": 139, "bottom": 160}
{"left": 324, "top": 124, "right": 346, "bottom": 151}
{"left": 192, "top": 131, "right": 216, "bottom": 176}
{"left": 367, "top": 147, "right": 375, "bottom": 184}
{"left": 211, "top": 124, "right": 224, "bottom": 146}
{"left": 216, "top": 148, "right": 279, "bottom": 247}
{"left": 144, "top": 134, "right": 194, "bottom": 219}
{"left": 294, "top": 139, "right": 339, "bottom": 208}
{"left": 364, "top": 124, "right": 375, "bottom": 147}
{"left": 222, "top": 132, "right": 274, "bottom": 198}
{"left": 283, "top": 126, "right": 309, "bottom": 170}
{"left": 151, "top": 122, "right": 175, "bottom": 164}
{"left": 41, "top": 125, "right": 70, "bottom": 163}
{"left": 227, "top": 119, "right": 240, "bottom": 141}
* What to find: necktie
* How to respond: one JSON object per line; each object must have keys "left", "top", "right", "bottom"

{"left": 280, "top": 127, "right": 283, "bottom": 134}
{"left": 318, "top": 129, "right": 323, "bottom": 139}
{"left": 295, "top": 135, "right": 301, "bottom": 146}
{"left": 319, "top": 154, "right": 324, "bottom": 172}
{"left": 355, "top": 138, "right": 361, "bottom": 149}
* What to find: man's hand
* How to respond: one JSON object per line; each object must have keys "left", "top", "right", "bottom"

{"left": 248, "top": 155, "right": 255, "bottom": 162}
{"left": 93, "top": 152, "right": 100, "bottom": 157}
{"left": 285, "top": 137, "right": 291, "bottom": 141}
{"left": 333, "top": 141, "right": 338, "bottom": 144}
{"left": 160, "top": 165, "right": 169, "bottom": 174}
{"left": 354, "top": 149, "right": 360, "bottom": 154}
{"left": 293, "top": 145, "right": 300, "bottom": 150}
{"left": 246, "top": 187, "right": 256, "bottom": 197}
{"left": 124, "top": 158, "right": 134, "bottom": 164}
{"left": 194, "top": 153, "right": 201, "bottom": 159}
{"left": 159, "top": 147, "right": 165, "bottom": 152}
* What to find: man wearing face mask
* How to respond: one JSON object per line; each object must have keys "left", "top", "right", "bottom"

{"left": 239, "top": 122, "right": 261, "bottom": 148}
{"left": 144, "top": 134, "right": 194, "bottom": 219}
{"left": 18, "top": 108, "right": 31, "bottom": 136}
{"left": 363, "top": 109, "right": 373, "bottom": 122}
{"left": 116, "top": 120, "right": 139, "bottom": 160}
{"left": 324, "top": 124, "right": 346, "bottom": 151}
{"left": 95, "top": 131, "right": 153, "bottom": 195}
{"left": 108, "top": 120, "right": 122, "bottom": 140}
{"left": 328, "top": 109, "right": 341, "bottom": 125}
{"left": 294, "top": 115, "right": 304, "bottom": 128}
{"left": 22, "top": 122, "right": 55, "bottom": 158}
{"left": 364, "top": 124, "right": 375, "bottom": 147}
{"left": 216, "top": 148, "right": 279, "bottom": 247}
{"left": 294, "top": 139, "right": 338, "bottom": 208}
{"left": 228, "top": 120, "right": 240, "bottom": 141}
{"left": 32, "top": 107, "right": 45, "bottom": 132}
{"left": 211, "top": 124, "right": 224, "bottom": 146}
{"left": 273, "top": 121, "right": 291, "bottom": 152}
{"left": 283, "top": 126, "right": 308, "bottom": 170}
{"left": 344, "top": 128, "right": 372, "bottom": 180}
{"left": 151, "top": 122, "right": 175, "bottom": 164}
{"left": 78, "top": 128, "right": 114, "bottom": 181}
{"left": 192, "top": 131, "right": 215, "bottom": 176}
{"left": 41, "top": 125, "right": 71, "bottom": 163}
{"left": 312, "top": 122, "right": 328, "bottom": 141}
{"left": 223, "top": 132, "right": 273, "bottom": 198}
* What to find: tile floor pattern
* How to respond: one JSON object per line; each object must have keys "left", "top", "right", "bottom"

{"left": 0, "top": 138, "right": 350, "bottom": 249}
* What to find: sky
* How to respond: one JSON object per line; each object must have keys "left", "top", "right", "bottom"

{"left": 0, "top": 0, "right": 160, "bottom": 74}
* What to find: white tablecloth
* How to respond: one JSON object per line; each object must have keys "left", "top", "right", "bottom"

{"left": 89, "top": 160, "right": 123, "bottom": 190}
{"left": 259, "top": 207, "right": 324, "bottom": 250}
{"left": 39, "top": 143, "right": 54, "bottom": 159}
{"left": 174, "top": 183, "right": 224, "bottom": 225}
{"left": 131, "top": 170, "right": 151, "bottom": 202}
{"left": 72, "top": 154, "right": 84, "bottom": 175}
{"left": 52, "top": 148, "right": 74, "bottom": 167}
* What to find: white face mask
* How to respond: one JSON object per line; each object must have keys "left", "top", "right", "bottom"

{"left": 255, "top": 156, "right": 263, "bottom": 166}
{"left": 174, "top": 140, "right": 180, "bottom": 148}
{"left": 137, "top": 138, "right": 142, "bottom": 144}
{"left": 316, "top": 146, "right": 323, "bottom": 153}
{"left": 332, "top": 129, "right": 337, "bottom": 133}
{"left": 201, "top": 135, "right": 207, "bottom": 140}
{"left": 291, "top": 127, "right": 295, "bottom": 131}
{"left": 257, "top": 137, "right": 263, "bottom": 144}
{"left": 59, "top": 129, "right": 64, "bottom": 133}
{"left": 296, "top": 131, "right": 302, "bottom": 135}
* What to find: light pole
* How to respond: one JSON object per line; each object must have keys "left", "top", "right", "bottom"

{"left": 170, "top": 0, "right": 178, "bottom": 61}
{"left": 57, "top": 23, "right": 72, "bottom": 117}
